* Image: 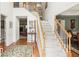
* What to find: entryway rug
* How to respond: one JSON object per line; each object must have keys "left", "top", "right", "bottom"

{"left": 1, "top": 45, "right": 32, "bottom": 57}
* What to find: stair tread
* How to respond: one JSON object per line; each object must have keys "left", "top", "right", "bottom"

{"left": 41, "top": 21, "right": 66, "bottom": 57}
{"left": 45, "top": 48, "right": 66, "bottom": 57}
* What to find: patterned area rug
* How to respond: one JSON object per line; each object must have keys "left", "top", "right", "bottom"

{"left": 1, "top": 45, "right": 32, "bottom": 57}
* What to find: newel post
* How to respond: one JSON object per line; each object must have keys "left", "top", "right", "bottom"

{"left": 68, "top": 32, "right": 72, "bottom": 57}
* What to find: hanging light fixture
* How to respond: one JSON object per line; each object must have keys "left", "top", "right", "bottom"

{"left": 36, "top": 3, "right": 41, "bottom": 8}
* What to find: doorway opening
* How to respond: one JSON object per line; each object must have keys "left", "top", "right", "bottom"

{"left": 1, "top": 14, "right": 6, "bottom": 49}
{"left": 19, "top": 18, "right": 27, "bottom": 39}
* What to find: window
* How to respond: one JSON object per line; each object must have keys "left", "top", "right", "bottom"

{"left": 14, "top": 2, "right": 19, "bottom": 8}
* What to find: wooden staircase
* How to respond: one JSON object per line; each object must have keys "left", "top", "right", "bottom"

{"left": 55, "top": 19, "right": 79, "bottom": 57}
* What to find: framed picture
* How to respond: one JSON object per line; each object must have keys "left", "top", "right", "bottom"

{"left": 70, "top": 19, "right": 75, "bottom": 29}
{"left": 45, "top": 2, "right": 48, "bottom": 9}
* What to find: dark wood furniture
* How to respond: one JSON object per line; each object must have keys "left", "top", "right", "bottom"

{"left": 77, "top": 32, "right": 79, "bottom": 49}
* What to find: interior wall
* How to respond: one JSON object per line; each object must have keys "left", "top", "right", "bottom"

{"left": 0, "top": 2, "right": 14, "bottom": 46}
{"left": 0, "top": 4, "right": 1, "bottom": 40}
{"left": 13, "top": 8, "right": 36, "bottom": 42}
{"left": 0, "top": 2, "right": 37, "bottom": 46}
{"left": 0, "top": 10, "right": 1, "bottom": 40}
{"left": 16, "top": 17, "right": 19, "bottom": 41}
{"left": 56, "top": 15, "right": 79, "bottom": 32}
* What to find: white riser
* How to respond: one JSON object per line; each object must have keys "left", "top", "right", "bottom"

{"left": 45, "top": 33, "right": 53, "bottom": 35}
{"left": 45, "top": 36, "right": 55, "bottom": 38}
{"left": 43, "top": 29, "right": 52, "bottom": 32}
{"left": 44, "top": 31, "right": 53, "bottom": 33}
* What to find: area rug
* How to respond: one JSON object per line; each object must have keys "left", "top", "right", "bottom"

{"left": 1, "top": 45, "right": 32, "bottom": 57}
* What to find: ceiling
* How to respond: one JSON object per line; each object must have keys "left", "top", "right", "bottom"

{"left": 69, "top": 4, "right": 79, "bottom": 11}
{"left": 59, "top": 4, "right": 79, "bottom": 15}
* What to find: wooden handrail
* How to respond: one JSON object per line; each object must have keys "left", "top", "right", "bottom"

{"left": 37, "top": 19, "right": 45, "bottom": 56}
{"left": 37, "top": 20, "right": 42, "bottom": 49}
{"left": 33, "top": 12, "right": 45, "bottom": 56}
{"left": 40, "top": 21, "right": 46, "bottom": 56}
{"left": 55, "top": 19, "right": 72, "bottom": 57}
{"left": 55, "top": 19, "right": 69, "bottom": 37}
{"left": 40, "top": 21, "right": 45, "bottom": 39}
{"left": 37, "top": 17, "right": 45, "bottom": 49}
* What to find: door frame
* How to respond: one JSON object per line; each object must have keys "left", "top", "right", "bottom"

{"left": 17, "top": 17, "right": 27, "bottom": 39}
{"left": 1, "top": 14, "right": 6, "bottom": 43}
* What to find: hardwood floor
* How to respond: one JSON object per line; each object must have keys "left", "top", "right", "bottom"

{"left": 0, "top": 42, "right": 6, "bottom": 52}
{"left": 32, "top": 42, "right": 40, "bottom": 57}
{"left": 15, "top": 38, "right": 27, "bottom": 45}
{"left": 1, "top": 38, "right": 79, "bottom": 57}
{"left": 71, "top": 51, "right": 79, "bottom": 57}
